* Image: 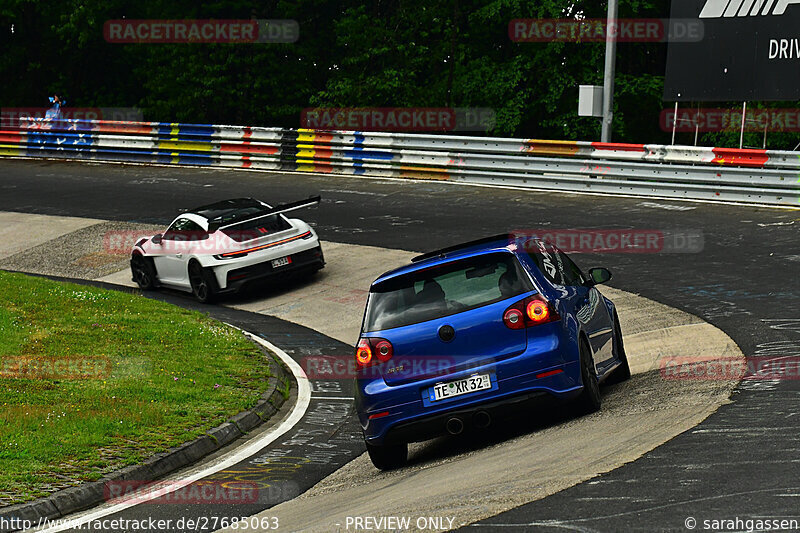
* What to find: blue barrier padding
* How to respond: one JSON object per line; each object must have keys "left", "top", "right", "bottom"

{"left": 175, "top": 153, "right": 214, "bottom": 165}
{"left": 156, "top": 123, "right": 216, "bottom": 139}
{"left": 24, "top": 147, "right": 94, "bottom": 158}
{"left": 17, "top": 144, "right": 219, "bottom": 166}
{"left": 23, "top": 146, "right": 150, "bottom": 160}
{"left": 153, "top": 152, "right": 214, "bottom": 165}
{"left": 344, "top": 148, "right": 394, "bottom": 160}
{"left": 27, "top": 132, "right": 95, "bottom": 146}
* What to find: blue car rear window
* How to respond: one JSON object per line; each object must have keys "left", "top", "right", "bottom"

{"left": 364, "top": 252, "right": 532, "bottom": 332}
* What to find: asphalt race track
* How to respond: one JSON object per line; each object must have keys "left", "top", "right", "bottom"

{"left": 1, "top": 159, "right": 799, "bottom": 532}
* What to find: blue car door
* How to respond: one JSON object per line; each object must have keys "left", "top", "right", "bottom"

{"left": 553, "top": 248, "right": 614, "bottom": 368}
{"left": 521, "top": 241, "right": 614, "bottom": 369}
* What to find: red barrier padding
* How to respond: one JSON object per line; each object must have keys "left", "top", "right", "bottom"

{"left": 711, "top": 148, "right": 769, "bottom": 168}
{"left": 590, "top": 142, "right": 646, "bottom": 152}
{"left": 0, "top": 131, "right": 25, "bottom": 143}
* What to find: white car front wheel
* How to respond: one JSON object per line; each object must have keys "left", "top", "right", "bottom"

{"left": 131, "top": 254, "right": 157, "bottom": 290}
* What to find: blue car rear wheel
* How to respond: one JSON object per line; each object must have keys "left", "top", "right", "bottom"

{"left": 366, "top": 440, "right": 408, "bottom": 471}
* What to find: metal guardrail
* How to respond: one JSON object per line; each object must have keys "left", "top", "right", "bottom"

{"left": 1, "top": 118, "right": 798, "bottom": 207}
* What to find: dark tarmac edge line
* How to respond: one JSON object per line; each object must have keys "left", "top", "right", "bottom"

{"left": 0, "top": 273, "right": 294, "bottom": 533}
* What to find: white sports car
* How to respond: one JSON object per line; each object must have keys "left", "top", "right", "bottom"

{"left": 130, "top": 196, "right": 324, "bottom": 302}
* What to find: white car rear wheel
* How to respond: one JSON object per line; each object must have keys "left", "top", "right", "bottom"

{"left": 188, "top": 262, "right": 218, "bottom": 303}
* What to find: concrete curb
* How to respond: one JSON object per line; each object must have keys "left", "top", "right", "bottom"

{"left": 0, "top": 342, "right": 292, "bottom": 531}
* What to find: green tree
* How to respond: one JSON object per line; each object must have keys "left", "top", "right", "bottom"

{"left": 3, "top": 0, "right": 797, "bottom": 148}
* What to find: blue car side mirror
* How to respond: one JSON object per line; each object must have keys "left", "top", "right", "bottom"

{"left": 587, "top": 267, "right": 612, "bottom": 285}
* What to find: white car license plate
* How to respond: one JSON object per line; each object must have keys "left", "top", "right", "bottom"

{"left": 271, "top": 256, "right": 291, "bottom": 268}
{"left": 432, "top": 374, "right": 491, "bottom": 401}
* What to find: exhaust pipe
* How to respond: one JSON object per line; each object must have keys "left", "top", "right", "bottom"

{"left": 445, "top": 417, "right": 464, "bottom": 435}
{"left": 473, "top": 410, "right": 491, "bottom": 429}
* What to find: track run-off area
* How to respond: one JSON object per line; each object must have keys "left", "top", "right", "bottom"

{"left": 0, "top": 159, "right": 798, "bottom": 532}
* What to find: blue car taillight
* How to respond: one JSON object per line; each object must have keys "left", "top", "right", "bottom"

{"left": 355, "top": 337, "right": 393, "bottom": 370}
{"left": 503, "top": 295, "right": 560, "bottom": 329}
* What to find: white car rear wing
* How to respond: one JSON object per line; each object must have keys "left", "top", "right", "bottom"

{"left": 217, "top": 196, "right": 321, "bottom": 231}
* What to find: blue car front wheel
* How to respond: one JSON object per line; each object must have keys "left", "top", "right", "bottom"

{"left": 606, "top": 313, "right": 631, "bottom": 384}
{"left": 573, "top": 339, "right": 601, "bottom": 415}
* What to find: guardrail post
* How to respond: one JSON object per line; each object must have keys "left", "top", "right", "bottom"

{"left": 601, "top": 0, "right": 618, "bottom": 143}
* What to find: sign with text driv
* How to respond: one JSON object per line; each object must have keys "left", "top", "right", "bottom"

{"left": 664, "top": 0, "right": 800, "bottom": 101}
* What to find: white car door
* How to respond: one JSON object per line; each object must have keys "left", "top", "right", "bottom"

{"left": 152, "top": 217, "right": 202, "bottom": 286}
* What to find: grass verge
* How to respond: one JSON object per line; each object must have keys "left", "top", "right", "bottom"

{"left": 0, "top": 270, "right": 277, "bottom": 505}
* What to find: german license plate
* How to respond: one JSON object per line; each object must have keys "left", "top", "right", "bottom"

{"left": 271, "top": 256, "right": 291, "bottom": 268}
{"left": 432, "top": 374, "right": 491, "bottom": 401}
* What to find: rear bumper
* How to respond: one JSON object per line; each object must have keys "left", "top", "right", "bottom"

{"left": 381, "top": 389, "right": 552, "bottom": 445}
{"left": 357, "top": 335, "right": 584, "bottom": 445}
{"left": 218, "top": 245, "right": 324, "bottom": 293}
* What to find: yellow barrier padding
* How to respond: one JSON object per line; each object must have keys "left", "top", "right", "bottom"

{"left": 296, "top": 143, "right": 335, "bottom": 150}
{"left": 296, "top": 164, "right": 332, "bottom": 172}
{"left": 297, "top": 133, "right": 318, "bottom": 143}
{"left": 0, "top": 146, "right": 23, "bottom": 156}
{"left": 297, "top": 130, "right": 335, "bottom": 143}
{"left": 158, "top": 141, "right": 213, "bottom": 152}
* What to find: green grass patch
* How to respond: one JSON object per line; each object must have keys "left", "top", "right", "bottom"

{"left": 0, "top": 271, "right": 277, "bottom": 504}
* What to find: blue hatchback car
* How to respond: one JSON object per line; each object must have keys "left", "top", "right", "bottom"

{"left": 354, "top": 234, "right": 630, "bottom": 470}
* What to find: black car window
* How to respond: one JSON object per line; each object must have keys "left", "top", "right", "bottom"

{"left": 220, "top": 214, "right": 292, "bottom": 242}
{"left": 524, "top": 239, "right": 586, "bottom": 287}
{"left": 556, "top": 249, "right": 586, "bottom": 286}
{"left": 364, "top": 252, "right": 532, "bottom": 331}
{"left": 163, "top": 218, "right": 205, "bottom": 241}
{"left": 525, "top": 240, "right": 562, "bottom": 285}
